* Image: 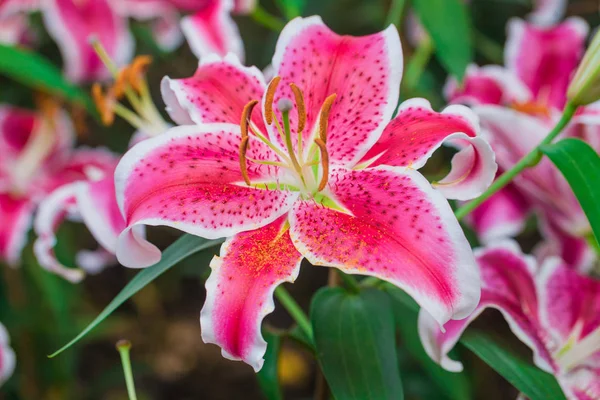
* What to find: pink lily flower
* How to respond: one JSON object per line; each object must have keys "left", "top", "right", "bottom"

{"left": 445, "top": 18, "right": 600, "bottom": 270}
{"left": 0, "top": 0, "right": 39, "bottom": 45}
{"left": 0, "top": 322, "right": 15, "bottom": 387}
{"left": 419, "top": 241, "right": 600, "bottom": 400}
{"left": 0, "top": 103, "right": 122, "bottom": 281}
{"left": 116, "top": 17, "right": 497, "bottom": 370}
{"left": 41, "top": 0, "right": 134, "bottom": 83}
{"left": 114, "top": 0, "right": 254, "bottom": 59}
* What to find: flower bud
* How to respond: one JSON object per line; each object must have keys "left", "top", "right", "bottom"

{"left": 568, "top": 29, "right": 600, "bottom": 106}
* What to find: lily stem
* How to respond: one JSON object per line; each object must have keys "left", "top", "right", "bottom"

{"left": 385, "top": 0, "right": 407, "bottom": 28}
{"left": 116, "top": 340, "right": 138, "bottom": 400}
{"left": 251, "top": 5, "right": 286, "bottom": 32}
{"left": 274, "top": 286, "right": 313, "bottom": 340}
{"left": 454, "top": 102, "right": 579, "bottom": 220}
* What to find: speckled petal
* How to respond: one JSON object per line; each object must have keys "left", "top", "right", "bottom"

{"left": 42, "top": 0, "right": 134, "bottom": 82}
{"left": 289, "top": 166, "right": 480, "bottom": 326}
{"left": 161, "top": 53, "right": 266, "bottom": 131}
{"left": 361, "top": 98, "right": 497, "bottom": 200}
{"left": 201, "top": 216, "right": 302, "bottom": 372}
{"left": 115, "top": 124, "right": 298, "bottom": 268}
{"left": 267, "top": 16, "right": 403, "bottom": 166}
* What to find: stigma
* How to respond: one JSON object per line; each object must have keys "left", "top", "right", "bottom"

{"left": 239, "top": 76, "right": 336, "bottom": 197}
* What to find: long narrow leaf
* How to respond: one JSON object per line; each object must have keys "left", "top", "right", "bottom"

{"left": 49, "top": 234, "right": 223, "bottom": 357}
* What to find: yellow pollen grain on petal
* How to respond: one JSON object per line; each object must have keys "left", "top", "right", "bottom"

{"left": 91, "top": 83, "right": 115, "bottom": 126}
{"left": 319, "top": 93, "right": 337, "bottom": 142}
{"left": 241, "top": 99, "right": 259, "bottom": 139}
{"left": 289, "top": 83, "right": 306, "bottom": 133}
{"left": 265, "top": 76, "right": 281, "bottom": 125}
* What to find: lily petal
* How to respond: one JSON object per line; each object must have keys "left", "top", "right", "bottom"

{"left": 76, "top": 248, "right": 117, "bottom": 275}
{"left": 42, "top": 0, "right": 134, "bottom": 82}
{"left": 201, "top": 216, "right": 302, "bottom": 371}
{"left": 536, "top": 219, "right": 595, "bottom": 273}
{"left": 465, "top": 181, "right": 530, "bottom": 244}
{"left": 0, "top": 322, "right": 15, "bottom": 387}
{"left": 289, "top": 166, "right": 480, "bottom": 326}
{"left": 529, "top": 0, "right": 567, "bottom": 26}
{"left": 180, "top": 0, "right": 244, "bottom": 61}
{"left": 115, "top": 124, "right": 298, "bottom": 268}
{"left": 33, "top": 183, "right": 85, "bottom": 282}
{"left": 268, "top": 16, "right": 403, "bottom": 166}
{"left": 361, "top": 98, "right": 497, "bottom": 200}
{"left": 418, "top": 241, "right": 555, "bottom": 373}
{"left": 444, "top": 64, "right": 531, "bottom": 106}
{"left": 562, "top": 367, "right": 600, "bottom": 400}
{"left": 505, "top": 17, "right": 588, "bottom": 109}
{"left": 0, "top": 193, "right": 34, "bottom": 266}
{"left": 161, "top": 53, "right": 266, "bottom": 131}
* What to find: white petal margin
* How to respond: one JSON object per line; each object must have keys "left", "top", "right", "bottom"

{"left": 0, "top": 322, "right": 15, "bottom": 387}
{"left": 33, "top": 183, "right": 85, "bottom": 283}
{"left": 161, "top": 52, "right": 266, "bottom": 126}
{"left": 528, "top": 0, "right": 567, "bottom": 26}
{"left": 180, "top": 0, "right": 244, "bottom": 61}
{"left": 200, "top": 229, "right": 303, "bottom": 372}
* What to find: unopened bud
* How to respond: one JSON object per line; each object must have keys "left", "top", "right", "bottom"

{"left": 568, "top": 29, "right": 600, "bottom": 106}
{"left": 277, "top": 98, "right": 294, "bottom": 112}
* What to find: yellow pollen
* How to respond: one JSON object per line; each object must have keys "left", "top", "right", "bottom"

{"left": 314, "top": 138, "right": 329, "bottom": 191}
{"left": 91, "top": 83, "right": 115, "bottom": 126}
{"left": 241, "top": 99, "right": 259, "bottom": 139}
{"left": 239, "top": 136, "right": 251, "bottom": 186}
{"left": 289, "top": 83, "right": 306, "bottom": 133}
{"left": 264, "top": 76, "right": 281, "bottom": 125}
{"left": 319, "top": 93, "right": 337, "bottom": 142}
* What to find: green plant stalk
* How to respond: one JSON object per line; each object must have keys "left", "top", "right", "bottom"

{"left": 403, "top": 36, "right": 434, "bottom": 91}
{"left": 251, "top": 5, "right": 286, "bottom": 32}
{"left": 385, "top": 0, "right": 407, "bottom": 27}
{"left": 116, "top": 340, "right": 138, "bottom": 400}
{"left": 455, "top": 102, "right": 579, "bottom": 220}
{"left": 274, "top": 286, "right": 313, "bottom": 340}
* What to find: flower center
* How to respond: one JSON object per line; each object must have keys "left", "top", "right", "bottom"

{"left": 555, "top": 321, "right": 600, "bottom": 372}
{"left": 239, "top": 77, "right": 336, "bottom": 197}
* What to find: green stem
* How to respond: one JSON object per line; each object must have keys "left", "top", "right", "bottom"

{"left": 403, "top": 36, "right": 434, "bottom": 91}
{"left": 385, "top": 0, "right": 407, "bottom": 27}
{"left": 274, "top": 286, "right": 313, "bottom": 340}
{"left": 454, "top": 102, "right": 579, "bottom": 220}
{"left": 251, "top": 5, "right": 286, "bottom": 32}
{"left": 116, "top": 340, "right": 138, "bottom": 400}
{"left": 337, "top": 271, "right": 361, "bottom": 293}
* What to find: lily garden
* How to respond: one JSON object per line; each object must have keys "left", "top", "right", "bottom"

{"left": 1, "top": 0, "right": 600, "bottom": 399}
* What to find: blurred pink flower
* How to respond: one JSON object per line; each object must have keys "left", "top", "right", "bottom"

{"left": 419, "top": 241, "right": 600, "bottom": 400}
{"left": 446, "top": 18, "right": 600, "bottom": 271}
{"left": 115, "top": 16, "right": 497, "bottom": 370}
{"left": 0, "top": 322, "right": 15, "bottom": 388}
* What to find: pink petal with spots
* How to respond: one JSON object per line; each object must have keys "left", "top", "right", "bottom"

{"left": 42, "top": 0, "right": 134, "bottom": 82}
{"left": 289, "top": 166, "right": 480, "bottom": 326}
{"left": 538, "top": 259, "right": 600, "bottom": 346}
{"left": 529, "top": 0, "right": 567, "bottom": 26}
{"left": 201, "top": 216, "right": 302, "bottom": 371}
{"left": 180, "top": 0, "right": 244, "bottom": 61}
{"left": 114, "top": 123, "right": 298, "bottom": 268}
{"left": 419, "top": 241, "right": 555, "bottom": 373}
{"left": 505, "top": 18, "right": 588, "bottom": 110}
{"left": 161, "top": 53, "right": 266, "bottom": 131}
{"left": 465, "top": 181, "right": 530, "bottom": 243}
{"left": 563, "top": 367, "right": 600, "bottom": 400}
{"left": 33, "top": 183, "right": 86, "bottom": 282}
{"left": 0, "top": 322, "right": 15, "bottom": 387}
{"left": 444, "top": 64, "right": 531, "bottom": 106}
{"left": 268, "top": 16, "right": 403, "bottom": 166}
{"left": 361, "top": 98, "right": 497, "bottom": 200}
{"left": 0, "top": 193, "right": 34, "bottom": 266}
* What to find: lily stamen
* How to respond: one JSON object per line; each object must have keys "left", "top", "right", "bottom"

{"left": 239, "top": 136, "right": 251, "bottom": 186}
{"left": 264, "top": 76, "right": 281, "bottom": 125}
{"left": 314, "top": 138, "right": 329, "bottom": 191}
{"left": 319, "top": 93, "right": 337, "bottom": 142}
{"left": 290, "top": 83, "right": 306, "bottom": 155}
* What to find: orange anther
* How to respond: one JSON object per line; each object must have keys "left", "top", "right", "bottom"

{"left": 239, "top": 136, "right": 251, "bottom": 186}
{"left": 318, "top": 93, "right": 337, "bottom": 142}
{"left": 241, "top": 100, "right": 259, "bottom": 139}
{"left": 511, "top": 100, "right": 551, "bottom": 118}
{"left": 126, "top": 55, "right": 153, "bottom": 93}
{"left": 264, "top": 76, "right": 281, "bottom": 125}
{"left": 92, "top": 83, "right": 115, "bottom": 126}
{"left": 289, "top": 83, "right": 306, "bottom": 133}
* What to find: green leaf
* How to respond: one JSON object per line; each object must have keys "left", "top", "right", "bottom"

{"left": 311, "top": 287, "right": 403, "bottom": 400}
{"left": 0, "top": 44, "right": 96, "bottom": 114}
{"left": 256, "top": 329, "right": 283, "bottom": 400}
{"left": 49, "top": 234, "right": 223, "bottom": 357}
{"left": 461, "top": 331, "right": 566, "bottom": 400}
{"left": 411, "top": 0, "right": 473, "bottom": 81}
{"left": 541, "top": 138, "right": 600, "bottom": 246}
{"left": 275, "top": 0, "right": 306, "bottom": 19}
{"left": 388, "top": 288, "right": 471, "bottom": 400}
